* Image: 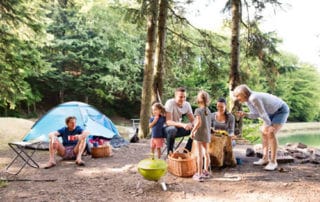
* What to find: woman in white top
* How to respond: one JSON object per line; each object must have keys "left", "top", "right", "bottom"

{"left": 234, "top": 84, "right": 290, "bottom": 171}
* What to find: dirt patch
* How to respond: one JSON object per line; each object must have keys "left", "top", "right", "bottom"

{"left": 0, "top": 118, "right": 319, "bottom": 201}
{"left": 0, "top": 118, "right": 34, "bottom": 151}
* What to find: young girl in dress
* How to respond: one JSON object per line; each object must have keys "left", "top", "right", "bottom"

{"left": 149, "top": 102, "right": 166, "bottom": 158}
{"left": 191, "top": 90, "right": 211, "bottom": 182}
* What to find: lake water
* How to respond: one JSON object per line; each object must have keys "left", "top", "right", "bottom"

{"left": 278, "top": 132, "right": 320, "bottom": 148}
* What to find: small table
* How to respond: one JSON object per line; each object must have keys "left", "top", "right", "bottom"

{"left": 5, "top": 142, "right": 40, "bottom": 175}
{"left": 130, "top": 119, "right": 140, "bottom": 129}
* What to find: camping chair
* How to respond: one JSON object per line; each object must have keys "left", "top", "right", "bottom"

{"left": 5, "top": 141, "right": 42, "bottom": 175}
{"left": 161, "top": 136, "right": 185, "bottom": 157}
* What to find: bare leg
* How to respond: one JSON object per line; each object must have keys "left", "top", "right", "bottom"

{"left": 262, "top": 132, "right": 269, "bottom": 161}
{"left": 73, "top": 134, "right": 87, "bottom": 163}
{"left": 261, "top": 125, "right": 269, "bottom": 161}
{"left": 268, "top": 124, "right": 283, "bottom": 163}
{"left": 157, "top": 148, "right": 161, "bottom": 159}
{"left": 195, "top": 141, "right": 203, "bottom": 175}
{"left": 151, "top": 147, "right": 155, "bottom": 158}
{"left": 46, "top": 137, "right": 65, "bottom": 168}
{"left": 202, "top": 142, "right": 210, "bottom": 172}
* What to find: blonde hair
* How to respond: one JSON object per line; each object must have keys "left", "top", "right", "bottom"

{"left": 234, "top": 84, "right": 252, "bottom": 99}
{"left": 197, "top": 90, "right": 210, "bottom": 115}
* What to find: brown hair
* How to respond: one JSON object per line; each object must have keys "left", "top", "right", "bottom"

{"left": 175, "top": 87, "right": 186, "bottom": 93}
{"left": 217, "top": 97, "right": 229, "bottom": 123}
{"left": 65, "top": 116, "right": 76, "bottom": 124}
{"left": 152, "top": 102, "right": 166, "bottom": 116}
{"left": 197, "top": 90, "right": 210, "bottom": 115}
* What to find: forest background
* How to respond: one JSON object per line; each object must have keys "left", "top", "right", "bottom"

{"left": 1, "top": 0, "right": 319, "bottom": 137}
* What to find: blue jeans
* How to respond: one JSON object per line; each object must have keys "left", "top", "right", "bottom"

{"left": 164, "top": 126, "right": 193, "bottom": 155}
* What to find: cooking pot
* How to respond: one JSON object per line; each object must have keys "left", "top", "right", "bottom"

{"left": 137, "top": 157, "right": 167, "bottom": 181}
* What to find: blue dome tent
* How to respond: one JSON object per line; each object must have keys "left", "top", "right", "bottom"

{"left": 23, "top": 101, "right": 120, "bottom": 144}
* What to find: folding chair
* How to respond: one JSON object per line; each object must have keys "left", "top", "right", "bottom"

{"left": 161, "top": 136, "right": 185, "bottom": 156}
{"left": 5, "top": 141, "right": 40, "bottom": 175}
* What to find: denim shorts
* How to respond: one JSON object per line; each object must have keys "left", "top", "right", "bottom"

{"left": 269, "top": 103, "right": 290, "bottom": 124}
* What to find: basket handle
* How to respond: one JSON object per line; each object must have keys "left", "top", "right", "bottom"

{"left": 172, "top": 147, "right": 192, "bottom": 157}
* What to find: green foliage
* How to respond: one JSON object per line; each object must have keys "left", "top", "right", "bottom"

{"left": 163, "top": 19, "right": 229, "bottom": 105}
{"left": 0, "top": 0, "right": 48, "bottom": 111}
{"left": 275, "top": 64, "right": 320, "bottom": 121}
{"left": 1, "top": 0, "right": 319, "bottom": 122}
{"left": 242, "top": 121, "right": 262, "bottom": 143}
{"left": 31, "top": 1, "right": 144, "bottom": 116}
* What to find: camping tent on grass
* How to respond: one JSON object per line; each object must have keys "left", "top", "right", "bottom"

{"left": 23, "top": 101, "right": 123, "bottom": 147}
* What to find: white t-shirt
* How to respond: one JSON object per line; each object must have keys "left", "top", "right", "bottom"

{"left": 165, "top": 98, "right": 193, "bottom": 122}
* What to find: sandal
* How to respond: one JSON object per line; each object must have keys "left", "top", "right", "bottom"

{"left": 44, "top": 162, "right": 56, "bottom": 169}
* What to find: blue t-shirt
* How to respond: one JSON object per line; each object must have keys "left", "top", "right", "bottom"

{"left": 149, "top": 116, "right": 166, "bottom": 138}
{"left": 57, "top": 126, "right": 84, "bottom": 146}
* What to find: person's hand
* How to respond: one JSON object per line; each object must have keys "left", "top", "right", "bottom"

{"left": 184, "top": 123, "right": 193, "bottom": 130}
{"left": 190, "top": 131, "right": 196, "bottom": 139}
{"left": 154, "top": 115, "right": 160, "bottom": 120}
{"left": 236, "top": 111, "right": 246, "bottom": 117}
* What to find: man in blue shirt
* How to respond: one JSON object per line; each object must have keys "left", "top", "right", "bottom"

{"left": 44, "top": 116, "right": 89, "bottom": 168}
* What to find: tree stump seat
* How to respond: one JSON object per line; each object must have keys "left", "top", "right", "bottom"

{"left": 208, "top": 134, "right": 236, "bottom": 167}
{"left": 191, "top": 134, "right": 236, "bottom": 167}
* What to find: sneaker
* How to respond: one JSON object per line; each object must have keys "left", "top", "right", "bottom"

{"left": 264, "top": 162, "right": 278, "bottom": 171}
{"left": 192, "top": 173, "right": 204, "bottom": 182}
{"left": 202, "top": 170, "right": 212, "bottom": 179}
{"left": 253, "top": 159, "right": 269, "bottom": 166}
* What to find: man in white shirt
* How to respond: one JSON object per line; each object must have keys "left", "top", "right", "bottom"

{"left": 164, "top": 87, "right": 194, "bottom": 155}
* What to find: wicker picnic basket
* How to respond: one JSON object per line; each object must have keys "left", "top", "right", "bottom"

{"left": 167, "top": 147, "right": 196, "bottom": 177}
{"left": 91, "top": 145, "right": 111, "bottom": 158}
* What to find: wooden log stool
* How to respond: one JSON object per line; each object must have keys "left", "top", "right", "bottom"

{"left": 207, "top": 134, "right": 236, "bottom": 167}
{"left": 191, "top": 133, "right": 236, "bottom": 168}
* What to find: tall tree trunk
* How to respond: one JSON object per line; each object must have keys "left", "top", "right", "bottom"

{"left": 59, "top": 90, "right": 64, "bottom": 103}
{"left": 152, "top": 0, "right": 168, "bottom": 103}
{"left": 33, "top": 103, "right": 37, "bottom": 114}
{"left": 229, "top": 0, "right": 243, "bottom": 136}
{"left": 138, "top": 0, "right": 159, "bottom": 138}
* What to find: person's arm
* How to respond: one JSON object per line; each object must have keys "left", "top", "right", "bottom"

{"left": 237, "top": 101, "right": 259, "bottom": 119}
{"left": 149, "top": 116, "right": 159, "bottom": 128}
{"left": 245, "top": 102, "right": 260, "bottom": 119}
{"left": 77, "top": 130, "right": 90, "bottom": 141}
{"left": 227, "top": 113, "right": 235, "bottom": 136}
{"left": 166, "top": 112, "right": 187, "bottom": 128}
{"left": 48, "top": 131, "right": 60, "bottom": 143}
{"left": 186, "top": 112, "right": 194, "bottom": 128}
{"left": 190, "top": 115, "right": 201, "bottom": 138}
{"left": 185, "top": 102, "right": 194, "bottom": 130}
{"left": 251, "top": 98, "right": 272, "bottom": 126}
